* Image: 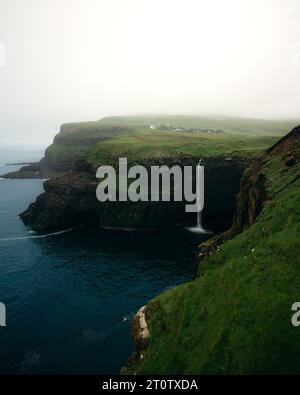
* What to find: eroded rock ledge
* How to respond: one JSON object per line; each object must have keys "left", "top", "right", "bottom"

{"left": 132, "top": 306, "right": 150, "bottom": 350}
{"left": 121, "top": 306, "right": 150, "bottom": 374}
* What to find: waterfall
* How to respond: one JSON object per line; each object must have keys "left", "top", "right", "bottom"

{"left": 185, "top": 159, "right": 211, "bottom": 235}
{"left": 195, "top": 161, "right": 206, "bottom": 232}
{"left": 197, "top": 210, "right": 203, "bottom": 230}
{"left": 185, "top": 210, "right": 210, "bottom": 234}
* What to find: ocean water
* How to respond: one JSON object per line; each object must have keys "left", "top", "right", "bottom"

{"left": 0, "top": 149, "right": 210, "bottom": 374}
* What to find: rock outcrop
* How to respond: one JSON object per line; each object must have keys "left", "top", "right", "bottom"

{"left": 2, "top": 161, "right": 65, "bottom": 180}
{"left": 20, "top": 173, "right": 98, "bottom": 230}
{"left": 132, "top": 306, "right": 150, "bottom": 350}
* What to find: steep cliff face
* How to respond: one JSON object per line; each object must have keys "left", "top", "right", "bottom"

{"left": 20, "top": 156, "right": 249, "bottom": 231}
{"left": 198, "top": 125, "right": 300, "bottom": 259}
{"left": 231, "top": 125, "right": 300, "bottom": 235}
{"left": 125, "top": 126, "right": 300, "bottom": 375}
{"left": 20, "top": 173, "right": 98, "bottom": 230}
{"left": 43, "top": 123, "right": 133, "bottom": 172}
{"left": 15, "top": 116, "right": 295, "bottom": 231}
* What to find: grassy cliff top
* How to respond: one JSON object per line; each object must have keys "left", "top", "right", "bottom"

{"left": 85, "top": 130, "right": 278, "bottom": 166}
{"left": 45, "top": 115, "right": 299, "bottom": 170}
{"left": 126, "top": 127, "right": 300, "bottom": 374}
{"left": 99, "top": 115, "right": 298, "bottom": 135}
{"left": 57, "top": 115, "right": 297, "bottom": 140}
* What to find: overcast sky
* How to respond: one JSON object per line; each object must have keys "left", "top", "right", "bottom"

{"left": 0, "top": 0, "right": 300, "bottom": 146}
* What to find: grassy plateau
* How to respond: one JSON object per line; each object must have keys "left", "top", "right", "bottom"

{"left": 46, "top": 115, "right": 298, "bottom": 168}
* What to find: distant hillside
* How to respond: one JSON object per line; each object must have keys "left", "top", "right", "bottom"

{"left": 44, "top": 115, "right": 297, "bottom": 171}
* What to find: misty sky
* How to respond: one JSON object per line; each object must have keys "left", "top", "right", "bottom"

{"left": 0, "top": 0, "right": 300, "bottom": 146}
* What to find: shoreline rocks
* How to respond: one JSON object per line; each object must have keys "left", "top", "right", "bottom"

{"left": 2, "top": 162, "right": 66, "bottom": 180}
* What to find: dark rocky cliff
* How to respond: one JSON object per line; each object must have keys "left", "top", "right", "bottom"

{"left": 231, "top": 125, "right": 300, "bottom": 234}
{"left": 197, "top": 125, "right": 300, "bottom": 261}
{"left": 20, "top": 156, "right": 250, "bottom": 231}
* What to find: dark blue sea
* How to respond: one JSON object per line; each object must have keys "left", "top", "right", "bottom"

{"left": 0, "top": 148, "right": 208, "bottom": 374}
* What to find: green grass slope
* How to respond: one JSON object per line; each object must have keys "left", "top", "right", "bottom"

{"left": 98, "top": 115, "right": 298, "bottom": 136}
{"left": 127, "top": 127, "right": 300, "bottom": 375}
{"left": 45, "top": 115, "right": 298, "bottom": 170}
{"left": 85, "top": 130, "right": 279, "bottom": 168}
